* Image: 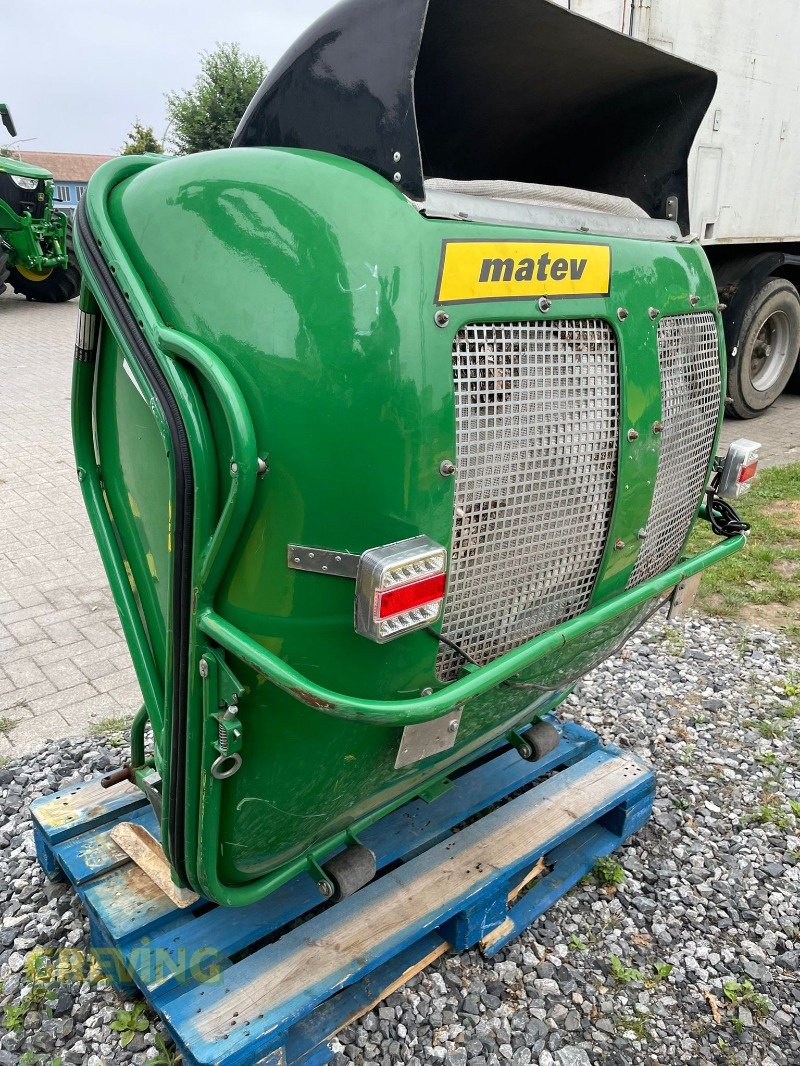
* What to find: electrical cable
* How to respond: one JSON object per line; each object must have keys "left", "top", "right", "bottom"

{"left": 425, "top": 626, "right": 481, "bottom": 668}
{"left": 426, "top": 591, "right": 673, "bottom": 693}
{"left": 705, "top": 473, "right": 750, "bottom": 538}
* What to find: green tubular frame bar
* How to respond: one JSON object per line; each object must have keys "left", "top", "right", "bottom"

{"left": 73, "top": 156, "right": 746, "bottom": 903}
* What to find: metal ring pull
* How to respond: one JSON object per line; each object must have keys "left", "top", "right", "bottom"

{"left": 210, "top": 752, "right": 242, "bottom": 780}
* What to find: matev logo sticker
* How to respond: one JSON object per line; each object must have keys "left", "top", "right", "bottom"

{"left": 435, "top": 239, "right": 611, "bottom": 305}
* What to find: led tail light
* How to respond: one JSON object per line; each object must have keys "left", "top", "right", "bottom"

{"left": 717, "top": 438, "right": 761, "bottom": 500}
{"left": 355, "top": 536, "right": 448, "bottom": 643}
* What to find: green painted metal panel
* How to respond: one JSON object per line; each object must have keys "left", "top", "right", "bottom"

{"left": 71, "top": 148, "right": 737, "bottom": 905}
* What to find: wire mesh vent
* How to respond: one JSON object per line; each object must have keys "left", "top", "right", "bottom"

{"left": 627, "top": 312, "right": 721, "bottom": 588}
{"left": 437, "top": 320, "right": 619, "bottom": 682}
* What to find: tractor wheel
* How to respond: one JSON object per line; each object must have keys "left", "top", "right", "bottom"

{"left": 727, "top": 278, "right": 800, "bottom": 417}
{"left": 0, "top": 249, "right": 8, "bottom": 296}
{"left": 8, "top": 220, "right": 80, "bottom": 303}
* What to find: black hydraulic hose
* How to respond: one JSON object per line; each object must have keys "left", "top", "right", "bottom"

{"left": 74, "top": 200, "right": 194, "bottom": 889}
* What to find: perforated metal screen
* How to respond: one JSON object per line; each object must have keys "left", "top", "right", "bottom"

{"left": 627, "top": 312, "right": 721, "bottom": 588}
{"left": 437, "top": 320, "right": 619, "bottom": 682}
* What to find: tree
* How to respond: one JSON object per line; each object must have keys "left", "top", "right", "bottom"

{"left": 120, "top": 120, "right": 163, "bottom": 156}
{"left": 165, "top": 43, "right": 267, "bottom": 155}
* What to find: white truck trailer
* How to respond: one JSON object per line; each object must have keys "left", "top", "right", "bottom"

{"left": 553, "top": 0, "right": 800, "bottom": 417}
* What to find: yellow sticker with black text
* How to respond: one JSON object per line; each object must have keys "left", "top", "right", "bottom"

{"left": 435, "top": 240, "right": 611, "bottom": 305}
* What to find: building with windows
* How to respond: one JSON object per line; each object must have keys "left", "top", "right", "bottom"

{"left": 17, "top": 152, "right": 114, "bottom": 214}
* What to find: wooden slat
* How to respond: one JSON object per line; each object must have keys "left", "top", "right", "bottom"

{"left": 82, "top": 863, "right": 197, "bottom": 943}
{"left": 172, "top": 750, "right": 647, "bottom": 1060}
{"left": 31, "top": 777, "right": 145, "bottom": 844}
{"left": 56, "top": 806, "right": 159, "bottom": 886}
{"left": 111, "top": 823, "right": 200, "bottom": 909}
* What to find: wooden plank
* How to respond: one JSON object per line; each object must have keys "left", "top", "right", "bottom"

{"left": 56, "top": 806, "right": 159, "bottom": 886}
{"left": 283, "top": 933, "right": 448, "bottom": 1065}
{"left": 81, "top": 863, "right": 192, "bottom": 943}
{"left": 171, "top": 750, "right": 647, "bottom": 1061}
{"left": 111, "top": 823, "right": 200, "bottom": 909}
{"left": 31, "top": 777, "right": 145, "bottom": 845}
{"left": 139, "top": 724, "right": 593, "bottom": 1001}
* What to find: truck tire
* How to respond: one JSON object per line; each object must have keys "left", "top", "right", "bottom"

{"left": 8, "top": 220, "right": 81, "bottom": 303}
{"left": 0, "top": 249, "right": 8, "bottom": 296}
{"left": 727, "top": 277, "right": 800, "bottom": 418}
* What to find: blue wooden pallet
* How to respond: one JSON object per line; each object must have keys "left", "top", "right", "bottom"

{"left": 32, "top": 720, "right": 654, "bottom": 1066}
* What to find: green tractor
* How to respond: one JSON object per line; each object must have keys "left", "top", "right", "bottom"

{"left": 0, "top": 103, "right": 80, "bottom": 301}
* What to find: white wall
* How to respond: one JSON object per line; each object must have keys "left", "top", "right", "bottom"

{"left": 549, "top": 0, "right": 800, "bottom": 244}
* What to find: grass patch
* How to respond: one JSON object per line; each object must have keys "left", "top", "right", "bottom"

{"left": 615, "top": 1014, "right": 649, "bottom": 1040}
{"left": 722, "top": 979, "right": 771, "bottom": 1020}
{"left": 688, "top": 463, "right": 800, "bottom": 638}
{"left": 590, "top": 856, "right": 626, "bottom": 887}
{"left": 88, "top": 714, "right": 133, "bottom": 738}
{"left": 0, "top": 717, "right": 19, "bottom": 737}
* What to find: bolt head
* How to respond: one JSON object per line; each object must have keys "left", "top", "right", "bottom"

{"left": 614, "top": 539, "right": 625, "bottom": 551}
{"left": 393, "top": 151, "right": 402, "bottom": 163}
{"left": 199, "top": 659, "right": 209, "bottom": 678}
{"left": 653, "top": 421, "right": 664, "bottom": 434}
{"left": 538, "top": 296, "right": 551, "bottom": 313}
{"left": 393, "top": 172, "right": 402, "bottom": 183}
{"left": 648, "top": 307, "right": 660, "bottom": 320}
{"left": 434, "top": 310, "right": 450, "bottom": 328}
{"left": 448, "top": 719, "right": 459, "bottom": 734}
{"left": 440, "top": 459, "right": 456, "bottom": 477}
{"left": 421, "top": 687, "right": 434, "bottom": 697}
{"left": 627, "top": 429, "right": 639, "bottom": 442}
{"left": 689, "top": 294, "right": 700, "bottom": 306}
{"left": 617, "top": 307, "right": 629, "bottom": 321}
{"left": 317, "top": 880, "right": 333, "bottom": 898}
{"left": 230, "top": 461, "right": 238, "bottom": 475}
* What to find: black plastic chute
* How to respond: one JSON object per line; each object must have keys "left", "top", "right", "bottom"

{"left": 233, "top": 0, "right": 716, "bottom": 232}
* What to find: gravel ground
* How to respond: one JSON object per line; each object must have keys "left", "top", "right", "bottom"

{"left": 0, "top": 613, "right": 798, "bottom": 1066}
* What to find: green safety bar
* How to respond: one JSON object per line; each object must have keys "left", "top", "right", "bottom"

{"left": 197, "top": 534, "right": 744, "bottom": 725}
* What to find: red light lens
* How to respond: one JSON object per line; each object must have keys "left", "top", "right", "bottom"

{"left": 375, "top": 573, "right": 447, "bottom": 620}
{"left": 738, "top": 460, "right": 758, "bottom": 483}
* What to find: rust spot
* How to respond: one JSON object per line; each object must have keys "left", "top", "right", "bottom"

{"left": 286, "top": 687, "right": 337, "bottom": 711}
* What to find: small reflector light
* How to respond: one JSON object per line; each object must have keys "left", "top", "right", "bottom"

{"left": 355, "top": 536, "right": 447, "bottom": 643}
{"left": 376, "top": 573, "right": 447, "bottom": 620}
{"left": 717, "top": 438, "right": 760, "bottom": 500}
{"left": 737, "top": 461, "right": 758, "bottom": 484}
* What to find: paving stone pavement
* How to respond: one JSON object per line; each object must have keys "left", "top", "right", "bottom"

{"left": 0, "top": 290, "right": 138, "bottom": 757}
{"left": 0, "top": 287, "right": 798, "bottom": 759}
{"left": 719, "top": 390, "right": 800, "bottom": 469}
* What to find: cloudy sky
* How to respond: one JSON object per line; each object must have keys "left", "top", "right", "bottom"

{"left": 2, "top": 0, "right": 331, "bottom": 155}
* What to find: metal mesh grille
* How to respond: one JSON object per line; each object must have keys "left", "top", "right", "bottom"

{"left": 437, "top": 320, "right": 619, "bottom": 682}
{"left": 627, "top": 312, "right": 721, "bottom": 588}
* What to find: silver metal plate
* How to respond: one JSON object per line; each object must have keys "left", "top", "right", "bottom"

{"left": 668, "top": 572, "right": 702, "bottom": 620}
{"left": 394, "top": 708, "right": 463, "bottom": 769}
{"left": 287, "top": 545, "right": 359, "bottom": 579}
{"left": 628, "top": 313, "right": 721, "bottom": 588}
{"left": 422, "top": 188, "right": 683, "bottom": 243}
{"left": 437, "top": 320, "right": 619, "bottom": 682}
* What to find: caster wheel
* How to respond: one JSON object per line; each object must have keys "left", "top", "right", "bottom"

{"left": 518, "top": 721, "right": 561, "bottom": 762}
{"left": 322, "top": 844, "right": 377, "bottom": 901}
